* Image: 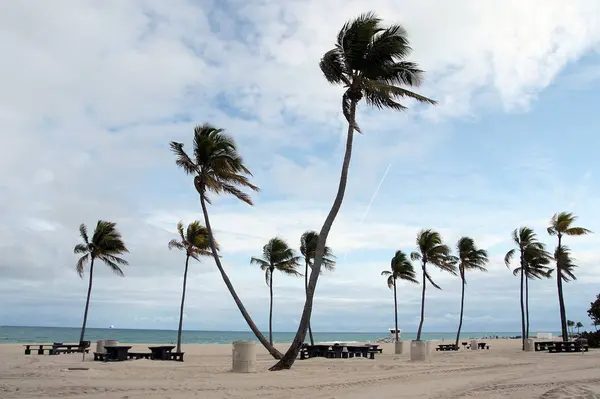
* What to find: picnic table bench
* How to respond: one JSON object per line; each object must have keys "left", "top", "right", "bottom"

{"left": 103, "top": 345, "right": 132, "bottom": 361}
{"left": 548, "top": 341, "right": 588, "bottom": 353}
{"left": 436, "top": 344, "right": 458, "bottom": 351}
{"left": 300, "top": 344, "right": 380, "bottom": 360}
{"left": 24, "top": 341, "right": 90, "bottom": 355}
{"left": 535, "top": 341, "right": 555, "bottom": 351}
{"left": 477, "top": 342, "right": 490, "bottom": 350}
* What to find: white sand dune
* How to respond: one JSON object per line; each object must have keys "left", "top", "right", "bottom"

{"left": 1, "top": 340, "right": 599, "bottom": 398}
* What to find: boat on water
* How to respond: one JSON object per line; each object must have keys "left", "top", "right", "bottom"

{"left": 109, "top": 325, "right": 115, "bottom": 329}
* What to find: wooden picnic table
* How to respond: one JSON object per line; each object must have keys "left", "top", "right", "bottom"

{"left": 104, "top": 345, "right": 132, "bottom": 361}
{"left": 436, "top": 344, "right": 458, "bottom": 351}
{"left": 148, "top": 345, "right": 176, "bottom": 360}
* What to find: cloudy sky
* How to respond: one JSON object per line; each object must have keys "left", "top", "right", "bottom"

{"left": 1, "top": 0, "right": 600, "bottom": 335}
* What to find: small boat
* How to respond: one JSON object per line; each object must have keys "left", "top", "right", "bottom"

{"left": 109, "top": 325, "right": 115, "bottom": 329}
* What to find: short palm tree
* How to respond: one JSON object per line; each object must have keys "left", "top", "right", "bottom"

{"left": 300, "top": 231, "right": 336, "bottom": 345}
{"left": 381, "top": 250, "right": 418, "bottom": 342}
{"left": 547, "top": 212, "right": 591, "bottom": 341}
{"left": 576, "top": 321, "right": 584, "bottom": 335}
{"left": 567, "top": 319, "right": 575, "bottom": 336}
{"left": 410, "top": 229, "right": 456, "bottom": 341}
{"left": 168, "top": 221, "right": 214, "bottom": 353}
{"left": 251, "top": 237, "right": 302, "bottom": 345}
{"left": 271, "top": 11, "right": 435, "bottom": 371}
{"left": 170, "top": 124, "right": 284, "bottom": 359}
{"left": 74, "top": 221, "right": 128, "bottom": 343}
{"left": 453, "top": 237, "right": 488, "bottom": 348}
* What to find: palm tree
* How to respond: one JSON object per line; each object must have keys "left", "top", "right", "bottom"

{"left": 567, "top": 319, "right": 575, "bottom": 336}
{"left": 512, "top": 242, "right": 552, "bottom": 340}
{"left": 251, "top": 237, "right": 302, "bottom": 345}
{"left": 505, "top": 227, "right": 545, "bottom": 350}
{"left": 270, "top": 11, "right": 435, "bottom": 371}
{"left": 381, "top": 250, "right": 418, "bottom": 342}
{"left": 547, "top": 212, "right": 591, "bottom": 341}
{"left": 168, "top": 221, "right": 214, "bottom": 353}
{"left": 170, "top": 124, "right": 284, "bottom": 359}
{"left": 74, "top": 221, "right": 128, "bottom": 343}
{"left": 299, "top": 231, "right": 336, "bottom": 345}
{"left": 576, "top": 321, "right": 584, "bottom": 335}
{"left": 453, "top": 237, "right": 488, "bottom": 348}
{"left": 410, "top": 229, "right": 456, "bottom": 341}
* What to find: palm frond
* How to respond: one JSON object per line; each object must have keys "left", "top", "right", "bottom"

{"left": 74, "top": 243, "right": 88, "bottom": 254}
{"left": 168, "top": 239, "right": 185, "bottom": 251}
{"left": 169, "top": 142, "right": 197, "bottom": 175}
{"left": 319, "top": 48, "right": 350, "bottom": 85}
{"left": 79, "top": 224, "right": 89, "bottom": 244}
{"left": 76, "top": 254, "right": 89, "bottom": 278}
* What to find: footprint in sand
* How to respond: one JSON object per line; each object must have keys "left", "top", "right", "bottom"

{"left": 541, "top": 384, "right": 600, "bottom": 399}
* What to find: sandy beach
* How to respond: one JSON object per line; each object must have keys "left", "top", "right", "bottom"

{"left": 1, "top": 340, "right": 599, "bottom": 399}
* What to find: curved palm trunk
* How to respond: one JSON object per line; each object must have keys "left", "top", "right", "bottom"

{"left": 176, "top": 255, "right": 190, "bottom": 353}
{"left": 556, "top": 235, "right": 568, "bottom": 342}
{"left": 393, "top": 279, "right": 399, "bottom": 342}
{"left": 269, "top": 101, "right": 357, "bottom": 371}
{"left": 269, "top": 268, "right": 274, "bottom": 345}
{"left": 525, "top": 276, "right": 530, "bottom": 340}
{"left": 305, "top": 260, "right": 315, "bottom": 346}
{"left": 79, "top": 257, "right": 95, "bottom": 343}
{"left": 455, "top": 277, "right": 465, "bottom": 348}
{"left": 416, "top": 262, "right": 427, "bottom": 341}
{"left": 200, "top": 194, "right": 282, "bottom": 359}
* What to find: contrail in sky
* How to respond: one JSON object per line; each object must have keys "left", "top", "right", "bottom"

{"left": 342, "top": 162, "right": 392, "bottom": 263}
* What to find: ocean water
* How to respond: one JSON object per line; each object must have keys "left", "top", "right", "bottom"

{"left": 0, "top": 326, "right": 525, "bottom": 344}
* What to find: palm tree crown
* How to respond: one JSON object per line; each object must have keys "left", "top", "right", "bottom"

{"left": 74, "top": 221, "right": 129, "bottom": 277}
{"left": 411, "top": 229, "right": 456, "bottom": 288}
{"left": 547, "top": 212, "right": 592, "bottom": 238}
{"left": 168, "top": 221, "right": 215, "bottom": 260}
{"left": 511, "top": 242, "right": 553, "bottom": 280}
{"left": 454, "top": 237, "right": 488, "bottom": 283}
{"left": 170, "top": 123, "right": 259, "bottom": 204}
{"left": 382, "top": 250, "right": 418, "bottom": 287}
{"left": 319, "top": 11, "right": 435, "bottom": 133}
{"left": 554, "top": 245, "right": 578, "bottom": 282}
{"left": 300, "top": 231, "right": 336, "bottom": 273}
{"left": 251, "top": 237, "right": 302, "bottom": 284}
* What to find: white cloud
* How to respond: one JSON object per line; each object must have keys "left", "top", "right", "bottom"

{"left": 1, "top": 0, "right": 600, "bottom": 333}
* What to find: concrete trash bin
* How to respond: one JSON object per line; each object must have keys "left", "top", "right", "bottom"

{"left": 410, "top": 340, "right": 427, "bottom": 361}
{"left": 96, "top": 340, "right": 106, "bottom": 353}
{"left": 394, "top": 341, "right": 404, "bottom": 355}
{"left": 470, "top": 339, "right": 479, "bottom": 350}
{"left": 525, "top": 338, "right": 535, "bottom": 352}
{"left": 232, "top": 341, "right": 256, "bottom": 373}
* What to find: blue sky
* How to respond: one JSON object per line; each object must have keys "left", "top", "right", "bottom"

{"left": 1, "top": 0, "right": 600, "bottom": 334}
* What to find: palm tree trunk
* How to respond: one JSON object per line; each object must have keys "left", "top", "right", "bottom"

{"left": 269, "top": 268, "right": 274, "bottom": 345}
{"left": 79, "top": 257, "right": 95, "bottom": 343}
{"left": 199, "top": 193, "right": 282, "bottom": 359}
{"left": 455, "top": 277, "right": 465, "bottom": 348}
{"left": 305, "top": 259, "right": 315, "bottom": 346}
{"left": 525, "top": 276, "right": 530, "bottom": 340}
{"left": 416, "top": 263, "right": 427, "bottom": 341}
{"left": 393, "top": 279, "right": 399, "bottom": 342}
{"left": 269, "top": 100, "right": 357, "bottom": 371}
{"left": 176, "top": 255, "right": 190, "bottom": 353}
{"left": 556, "top": 235, "right": 568, "bottom": 342}
{"left": 518, "top": 249, "right": 526, "bottom": 351}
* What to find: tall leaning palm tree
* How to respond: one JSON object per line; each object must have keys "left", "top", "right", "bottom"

{"left": 410, "top": 229, "right": 456, "bottom": 341}
{"left": 170, "top": 124, "right": 283, "bottom": 359}
{"left": 300, "top": 231, "right": 336, "bottom": 346}
{"left": 453, "top": 237, "right": 488, "bottom": 348}
{"left": 74, "top": 221, "right": 129, "bottom": 343}
{"left": 381, "top": 250, "right": 418, "bottom": 342}
{"left": 270, "top": 11, "right": 435, "bottom": 371}
{"left": 512, "top": 242, "right": 552, "bottom": 340}
{"left": 168, "top": 221, "right": 214, "bottom": 353}
{"left": 251, "top": 237, "right": 302, "bottom": 345}
{"left": 547, "top": 212, "right": 591, "bottom": 342}
{"left": 504, "top": 227, "right": 540, "bottom": 350}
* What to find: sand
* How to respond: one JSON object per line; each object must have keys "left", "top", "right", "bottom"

{"left": 1, "top": 340, "right": 599, "bottom": 399}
